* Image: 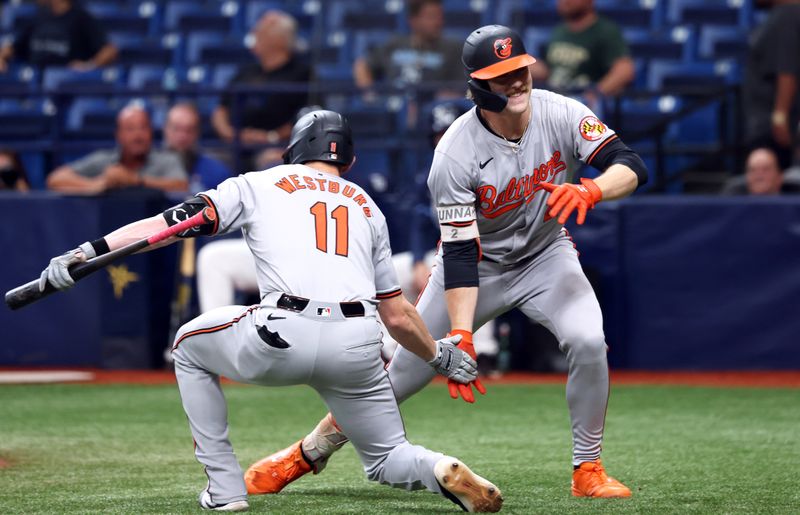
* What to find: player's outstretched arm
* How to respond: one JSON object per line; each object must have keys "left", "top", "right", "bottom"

{"left": 38, "top": 199, "right": 218, "bottom": 292}
{"left": 377, "top": 295, "right": 477, "bottom": 384}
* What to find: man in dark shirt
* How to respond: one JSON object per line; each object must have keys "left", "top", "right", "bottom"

{"left": 353, "top": 0, "right": 463, "bottom": 92}
{"left": 0, "top": 0, "right": 117, "bottom": 72}
{"left": 531, "top": 0, "right": 634, "bottom": 99}
{"left": 742, "top": 0, "right": 800, "bottom": 169}
{"left": 212, "top": 10, "right": 311, "bottom": 151}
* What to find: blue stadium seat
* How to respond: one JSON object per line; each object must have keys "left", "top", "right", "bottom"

{"left": 523, "top": 27, "right": 553, "bottom": 60}
{"left": 443, "top": 9, "right": 486, "bottom": 30}
{"left": 618, "top": 96, "right": 680, "bottom": 135}
{"left": 177, "top": 65, "right": 213, "bottom": 89}
{"left": 598, "top": 5, "right": 657, "bottom": 30}
{"left": 184, "top": 32, "right": 251, "bottom": 66}
{"left": 164, "top": 1, "right": 237, "bottom": 33}
{"left": 698, "top": 25, "right": 748, "bottom": 60}
{"left": 505, "top": 5, "right": 563, "bottom": 29}
{"left": 127, "top": 64, "right": 174, "bottom": 90}
{"left": 42, "top": 66, "right": 124, "bottom": 92}
{"left": 626, "top": 26, "right": 694, "bottom": 62}
{"left": 648, "top": 60, "right": 739, "bottom": 90}
{"left": 667, "top": 0, "right": 751, "bottom": 27}
{"left": 111, "top": 34, "right": 175, "bottom": 66}
{"left": 0, "top": 64, "right": 40, "bottom": 91}
{"left": 0, "top": 1, "right": 36, "bottom": 32}
{"left": 212, "top": 64, "right": 239, "bottom": 89}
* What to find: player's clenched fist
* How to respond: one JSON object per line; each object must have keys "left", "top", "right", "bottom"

{"left": 540, "top": 178, "right": 602, "bottom": 225}
{"left": 428, "top": 334, "right": 478, "bottom": 384}
{"left": 445, "top": 329, "right": 487, "bottom": 403}
{"left": 38, "top": 242, "right": 96, "bottom": 291}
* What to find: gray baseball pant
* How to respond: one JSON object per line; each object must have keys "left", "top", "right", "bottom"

{"left": 171, "top": 294, "right": 444, "bottom": 505}
{"left": 389, "top": 232, "right": 609, "bottom": 466}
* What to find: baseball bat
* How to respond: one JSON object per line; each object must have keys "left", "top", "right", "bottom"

{"left": 4, "top": 207, "right": 216, "bottom": 311}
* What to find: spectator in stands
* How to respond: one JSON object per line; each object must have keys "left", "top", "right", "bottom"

{"left": 0, "top": 0, "right": 117, "bottom": 72}
{"left": 530, "top": 0, "right": 634, "bottom": 100}
{"left": 0, "top": 149, "right": 30, "bottom": 191}
{"left": 352, "top": 0, "right": 463, "bottom": 93}
{"left": 47, "top": 105, "right": 188, "bottom": 194}
{"left": 212, "top": 11, "right": 311, "bottom": 155}
{"left": 721, "top": 147, "right": 800, "bottom": 195}
{"left": 742, "top": 0, "right": 800, "bottom": 170}
{"left": 164, "top": 103, "right": 231, "bottom": 193}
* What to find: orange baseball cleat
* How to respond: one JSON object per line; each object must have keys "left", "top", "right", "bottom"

{"left": 571, "top": 460, "right": 631, "bottom": 498}
{"left": 244, "top": 440, "right": 312, "bottom": 495}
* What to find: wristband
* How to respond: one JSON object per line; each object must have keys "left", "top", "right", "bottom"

{"left": 88, "top": 237, "right": 109, "bottom": 256}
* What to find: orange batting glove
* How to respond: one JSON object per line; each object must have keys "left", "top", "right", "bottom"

{"left": 539, "top": 178, "right": 603, "bottom": 225}
{"left": 446, "top": 329, "right": 487, "bottom": 403}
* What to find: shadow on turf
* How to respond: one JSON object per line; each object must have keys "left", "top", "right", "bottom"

{"left": 253, "top": 486, "right": 463, "bottom": 513}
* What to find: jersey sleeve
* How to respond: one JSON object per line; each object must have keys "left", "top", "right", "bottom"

{"left": 427, "top": 150, "right": 476, "bottom": 211}
{"left": 565, "top": 97, "right": 619, "bottom": 167}
{"left": 200, "top": 175, "right": 255, "bottom": 235}
{"left": 371, "top": 208, "right": 401, "bottom": 300}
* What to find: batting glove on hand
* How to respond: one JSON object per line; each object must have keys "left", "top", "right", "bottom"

{"left": 446, "top": 329, "right": 487, "bottom": 403}
{"left": 428, "top": 335, "right": 478, "bottom": 384}
{"left": 539, "top": 178, "right": 602, "bottom": 225}
{"left": 39, "top": 242, "right": 95, "bottom": 291}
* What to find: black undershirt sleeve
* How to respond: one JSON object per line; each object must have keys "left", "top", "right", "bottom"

{"left": 588, "top": 137, "right": 648, "bottom": 186}
{"left": 442, "top": 240, "right": 480, "bottom": 290}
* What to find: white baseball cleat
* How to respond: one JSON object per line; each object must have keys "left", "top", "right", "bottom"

{"left": 199, "top": 489, "right": 249, "bottom": 512}
{"left": 434, "top": 458, "right": 503, "bottom": 512}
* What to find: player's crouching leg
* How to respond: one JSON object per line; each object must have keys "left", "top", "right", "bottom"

{"left": 364, "top": 442, "right": 503, "bottom": 513}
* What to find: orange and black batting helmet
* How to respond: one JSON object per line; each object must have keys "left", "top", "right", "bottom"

{"left": 462, "top": 25, "right": 536, "bottom": 112}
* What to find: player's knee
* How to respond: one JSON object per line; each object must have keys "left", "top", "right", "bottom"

{"left": 560, "top": 328, "right": 606, "bottom": 363}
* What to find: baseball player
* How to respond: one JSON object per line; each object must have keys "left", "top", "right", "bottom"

{"left": 38, "top": 110, "right": 503, "bottom": 512}
{"left": 246, "top": 25, "right": 648, "bottom": 499}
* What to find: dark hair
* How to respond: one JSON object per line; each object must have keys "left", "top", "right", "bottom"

{"left": 407, "top": 0, "right": 441, "bottom": 18}
{"left": 0, "top": 148, "right": 29, "bottom": 189}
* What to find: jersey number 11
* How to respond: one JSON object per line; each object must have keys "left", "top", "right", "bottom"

{"left": 310, "top": 201, "right": 349, "bottom": 257}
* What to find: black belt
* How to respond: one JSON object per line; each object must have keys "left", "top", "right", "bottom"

{"left": 277, "top": 294, "right": 365, "bottom": 318}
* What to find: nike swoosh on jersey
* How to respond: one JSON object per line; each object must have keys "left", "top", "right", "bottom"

{"left": 267, "top": 313, "right": 286, "bottom": 320}
{"left": 479, "top": 157, "right": 494, "bottom": 169}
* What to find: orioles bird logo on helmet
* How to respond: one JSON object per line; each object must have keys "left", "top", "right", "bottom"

{"left": 493, "top": 38, "right": 513, "bottom": 59}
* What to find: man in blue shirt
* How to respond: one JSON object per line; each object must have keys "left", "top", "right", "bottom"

{"left": 164, "top": 103, "right": 231, "bottom": 192}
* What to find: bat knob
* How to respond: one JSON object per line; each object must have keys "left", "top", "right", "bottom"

{"left": 202, "top": 207, "right": 217, "bottom": 223}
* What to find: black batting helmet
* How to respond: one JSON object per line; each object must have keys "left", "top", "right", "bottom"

{"left": 283, "top": 110, "right": 354, "bottom": 167}
{"left": 462, "top": 25, "right": 536, "bottom": 112}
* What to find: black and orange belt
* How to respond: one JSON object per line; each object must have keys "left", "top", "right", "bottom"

{"left": 276, "top": 294, "right": 365, "bottom": 318}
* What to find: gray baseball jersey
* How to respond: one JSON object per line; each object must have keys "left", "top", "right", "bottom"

{"left": 170, "top": 164, "right": 452, "bottom": 505}
{"left": 429, "top": 88, "right": 616, "bottom": 265}
{"left": 200, "top": 164, "right": 401, "bottom": 304}
{"left": 385, "top": 90, "right": 618, "bottom": 466}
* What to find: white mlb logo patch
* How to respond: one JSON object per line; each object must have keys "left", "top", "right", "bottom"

{"left": 316, "top": 307, "right": 332, "bottom": 317}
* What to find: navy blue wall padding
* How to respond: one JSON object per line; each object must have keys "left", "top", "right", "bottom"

{"left": 0, "top": 191, "right": 175, "bottom": 368}
{"left": 1, "top": 194, "right": 798, "bottom": 370}
{"left": 619, "top": 197, "right": 800, "bottom": 369}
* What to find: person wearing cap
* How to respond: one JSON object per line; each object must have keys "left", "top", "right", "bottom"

{"left": 245, "top": 25, "right": 648, "bottom": 500}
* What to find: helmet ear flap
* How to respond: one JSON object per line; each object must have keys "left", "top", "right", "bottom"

{"left": 467, "top": 79, "right": 508, "bottom": 113}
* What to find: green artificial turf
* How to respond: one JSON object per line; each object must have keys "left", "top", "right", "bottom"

{"left": 0, "top": 383, "right": 798, "bottom": 514}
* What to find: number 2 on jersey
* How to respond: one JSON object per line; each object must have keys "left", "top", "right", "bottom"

{"left": 310, "top": 202, "right": 349, "bottom": 256}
